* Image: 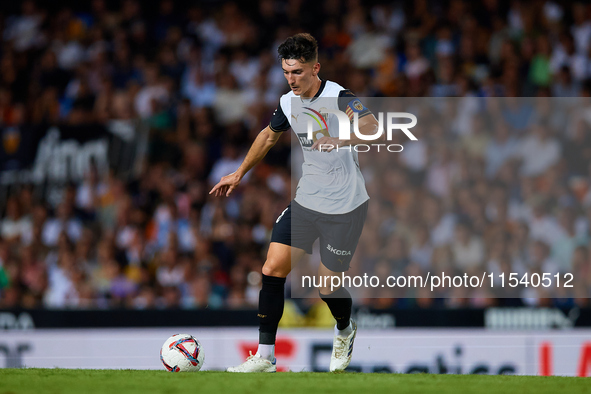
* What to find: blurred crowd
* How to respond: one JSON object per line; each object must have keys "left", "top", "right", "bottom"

{"left": 320, "top": 97, "right": 591, "bottom": 309}
{"left": 0, "top": 0, "right": 591, "bottom": 310}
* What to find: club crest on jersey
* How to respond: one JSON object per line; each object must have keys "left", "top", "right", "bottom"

{"left": 351, "top": 100, "right": 364, "bottom": 112}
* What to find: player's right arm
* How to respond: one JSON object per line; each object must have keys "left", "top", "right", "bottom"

{"left": 210, "top": 103, "right": 290, "bottom": 197}
{"left": 209, "top": 125, "right": 284, "bottom": 197}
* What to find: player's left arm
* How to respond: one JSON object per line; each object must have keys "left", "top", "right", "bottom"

{"left": 311, "top": 90, "right": 383, "bottom": 151}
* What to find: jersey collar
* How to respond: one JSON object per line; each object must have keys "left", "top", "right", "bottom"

{"left": 300, "top": 79, "right": 326, "bottom": 103}
{"left": 313, "top": 79, "right": 326, "bottom": 100}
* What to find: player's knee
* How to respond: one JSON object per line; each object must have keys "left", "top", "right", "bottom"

{"left": 318, "top": 285, "right": 333, "bottom": 296}
{"left": 262, "top": 258, "right": 290, "bottom": 277}
{"left": 318, "top": 280, "right": 340, "bottom": 296}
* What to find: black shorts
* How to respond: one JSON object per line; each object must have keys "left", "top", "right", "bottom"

{"left": 270, "top": 200, "right": 369, "bottom": 272}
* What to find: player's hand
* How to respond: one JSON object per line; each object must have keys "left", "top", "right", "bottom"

{"left": 209, "top": 172, "right": 241, "bottom": 197}
{"left": 311, "top": 136, "right": 345, "bottom": 152}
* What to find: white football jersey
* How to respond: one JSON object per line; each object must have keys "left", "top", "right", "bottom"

{"left": 270, "top": 80, "right": 370, "bottom": 214}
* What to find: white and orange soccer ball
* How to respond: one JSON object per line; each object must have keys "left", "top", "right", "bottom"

{"left": 160, "top": 334, "right": 205, "bottom": 372}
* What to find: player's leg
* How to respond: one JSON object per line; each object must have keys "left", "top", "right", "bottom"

{"left": 227, "top": 202, "right": 315, "bottom": 372}
{"left": 256, "top": 242, "right": 306, "bottom": 362}
{"left": 317, "top": 262, "right": 354, "bottom": 333}
{"left": 227, "top": 242, "right": 305, "bottom": 373}
{"left": 317, "top": 262, "right": 357, "bottom": 372}
{"left": 317, "top": 200, "right": 368, "bottom": 371}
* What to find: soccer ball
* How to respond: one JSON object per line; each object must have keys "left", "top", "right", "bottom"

{"left": 160, "top": 334, "right": 205, "bottom": 372}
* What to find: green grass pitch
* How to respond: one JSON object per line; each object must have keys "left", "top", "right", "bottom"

{"left": 0, "top": 369, "right": 589, "bottom": 394}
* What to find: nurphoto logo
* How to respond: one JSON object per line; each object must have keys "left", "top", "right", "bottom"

{"left": 306, "top": 110, "right": 418, "bottom": 152}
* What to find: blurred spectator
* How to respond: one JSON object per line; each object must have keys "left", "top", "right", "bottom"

{"left": 518, "top": 123, "right": 561, "bottom": 177}
{"left": 1, "top": 197, "right": 32, "bottom": 244}
{"left": 3, "top": 0, "right": 44, "bottom": 52}
{"left": 134, "top": 63, "right": 169, "bottom": 118}
{"left": 42, "top": 202, "right": 83, "bottom": 247}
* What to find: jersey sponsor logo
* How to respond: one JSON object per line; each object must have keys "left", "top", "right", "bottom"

{"left": 327, "top": 244, "right": 352, "bottom": 256}
{"left": 297, "top": 132, "right": 314, "bottom": 147}
{"left": 296, "top": 129, "right": 328, "bottom": 149}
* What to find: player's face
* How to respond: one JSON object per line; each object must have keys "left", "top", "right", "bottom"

{"left": 282, "top": 58, "right": 320, "bottom": 97}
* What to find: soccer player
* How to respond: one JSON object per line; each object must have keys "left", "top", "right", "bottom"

{"left": 210, "top": 33, "right": 381, "bottom": 372}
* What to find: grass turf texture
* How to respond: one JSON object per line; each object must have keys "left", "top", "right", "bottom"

{"left": 0, "top": 369, "right": 589, "bottom": 394}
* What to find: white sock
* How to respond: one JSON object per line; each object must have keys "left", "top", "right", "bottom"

{"left": 256, "top": 344, "right": 275, "bottom": 361}
{"left": 336, "top": 320, "right": 352, "bottom": 337}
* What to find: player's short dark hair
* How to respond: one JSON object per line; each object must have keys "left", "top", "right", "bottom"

{"left": 278, "top": 33, "right": 318, "bottom": 63}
